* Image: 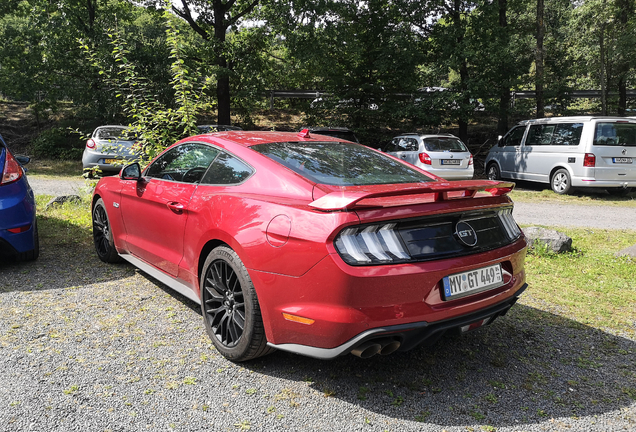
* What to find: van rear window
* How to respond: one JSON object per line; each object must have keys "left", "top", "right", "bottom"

{"left": 594, "top": 122, "right": 636, "bottom": 146}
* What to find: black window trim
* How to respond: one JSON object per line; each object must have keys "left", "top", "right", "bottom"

{"left": 142, "top": 141, "right": 255, "bottom": 186}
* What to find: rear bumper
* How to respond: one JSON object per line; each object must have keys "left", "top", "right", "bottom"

{"left": 251, "top": 237, "right": 527, "bottom": 354}
{"left": 0, "top": 179, "right": 37, "bottom": 256}
{"left": 82, "top": 150, "right": 136, "bottom": 173}
{"left": 572, "top": 178, "right": 636, "bottom": 188}
{"left": 269, "top": 283, "right": 527, "bottom": 359}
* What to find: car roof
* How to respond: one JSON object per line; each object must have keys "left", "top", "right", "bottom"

{"left": 95, "top": 125, "right": 128, "bottom": 129}
{"left": 187, "top": 130, "right": 349, "bottom": 148}
{"left": 517, "top": 116, "right": 636, "bottom": 125}
{"left": 300, "top": 126, "right": 354, "bottom": 132}
{"left": 394, "top": 133, "right": 459, "bottom": 139}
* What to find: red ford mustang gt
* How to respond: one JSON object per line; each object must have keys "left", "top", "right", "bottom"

{"left": 92, "top": 130, "right": 527, "bottom": 361}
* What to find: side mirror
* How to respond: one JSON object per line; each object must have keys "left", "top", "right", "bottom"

{"left": 121, "top": 162, "right": 141, "bottom": 180}
{"left": 15, "top": 155, "right": 30, "bottom": 165}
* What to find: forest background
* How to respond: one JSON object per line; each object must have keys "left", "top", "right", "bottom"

{"left": 0, "top": 0, "right": 635, "bottom": 163}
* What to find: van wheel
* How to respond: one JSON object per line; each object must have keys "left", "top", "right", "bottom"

{"left": 486, "top": 164, "right": 501, "bottom": 181}
{"left": 551, "top": 169, "right": 572, "bottom": 195}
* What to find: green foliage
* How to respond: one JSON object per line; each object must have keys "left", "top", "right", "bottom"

{"left": 31, "top": 127, "right": 84, "bottom": 160}
{"left": 81, "top": 1, "right": 212, "bottom": 161}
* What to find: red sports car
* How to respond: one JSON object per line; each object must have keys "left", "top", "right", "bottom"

{"left": 92, "top": 130, "right": 527, "bottom": 361}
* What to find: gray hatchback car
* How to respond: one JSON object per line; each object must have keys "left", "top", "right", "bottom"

{"left": 82, "top": 126, "right": 139, "bottom": 176}
{"left": 385, "top": 133, "right": 474, "bottom": 180}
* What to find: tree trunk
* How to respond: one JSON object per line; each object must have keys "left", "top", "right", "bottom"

{"left": 213, "top": 0, "right": 231, "bottom": 125}
{"left": 497, "top": 0, "right": 510, "bottom": 135}
{"left": 615, "top": 0, "right": 634, "bottom": 116}
{"left": 535, "top": 0, "right": 545, "bottom": 119}
{"left": 600, "top": 27, "right": 607, "bottom": 115}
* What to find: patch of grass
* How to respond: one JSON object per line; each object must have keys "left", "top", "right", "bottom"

{"left": 414, "top": 410, "right": 430, "bottom": 422}
{"left": 623, "top": 387, "right": 636, "bottom": 400}
{"left": 521, "top": 227, "right": 636, "bottom": 336}
{"left": 63, "top": 385, "right": 79, "bottom": 395}
{"left": 357, "top": 386, "right": 370, "bottom": 401}
{"left": 27, "top": 159, "right": 83, "bottom": 177}
{"left": 469, "top": 407, "right": 486, "bottom": 420}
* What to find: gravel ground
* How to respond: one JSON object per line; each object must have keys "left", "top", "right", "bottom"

{"left": 512, "top": 202, "right": 636, "bottom": 230}
{"left": 28, "top": 177, "right": 87, "bottom": 197}
{"left": 1, "top": 243, "right": 634, "bottom": 432}
{"left": 2, "top": 176, "right": 632, "bottom": 431}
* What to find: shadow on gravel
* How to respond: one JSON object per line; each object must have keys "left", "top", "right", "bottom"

{"left": 243, "top": 304, "right": 636, "bottom": 429}
{"left": 129, "top": 268, "right": 636, "bottom": 429}
{"left": 0, "top": 216, "right": 135, "bottom": 292}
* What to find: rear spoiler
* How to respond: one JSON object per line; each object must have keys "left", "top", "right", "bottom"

{"left": 309, "top": 181, "right": 515, "bottom": 211}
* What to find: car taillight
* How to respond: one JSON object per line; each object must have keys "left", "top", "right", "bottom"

{"left": 497, "top": 208, "right": 521, "bottom": 240}
{"left": 1, "top": 150, "right": 24, "bottom": 185}
{"left": 7, "top": 224, "right": 31, "bottom": 233}
{"left": 418, "top": 152, "right": 432, "bottom": 165}
{"left": 334, "top": 224, "right": 411, "bottom": 265}
{"left": 86, "top": 139, "right": 96, "bottom": 149}
{"left": 584, "top": 153, "right": 596, "bottom": 167}
{"left": 469, "top": 154, "right": 474, "bottom": 165}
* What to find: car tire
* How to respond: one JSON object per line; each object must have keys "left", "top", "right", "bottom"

{"left": 606, "top": 187, "right": 632, "bottom": 196}
{"left": 551, "top": 169, "right": 572, "bottom": 195}
{"left": 486, "top": 163, "right": 501, "bottom": 181}
{"left": 16, "top": 221, "right": 39, "bottom": 261}
{"left": 92, "top": 198, "right": 122, "bottom": 263}
{"left": 200, "top": 246, "right": 274, "bottom": 362}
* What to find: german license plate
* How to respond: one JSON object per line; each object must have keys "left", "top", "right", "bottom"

{"left": 613, "top": 157, "right": 632, "bottom": 164}
{"left": 442, "top": 264, "right": 503, "bottom": 300}
{"left": 103, "top": 158, "right": 119, "bottom": 164}
{"left": 441, "top": 159, "right": 461, "bottom": 165}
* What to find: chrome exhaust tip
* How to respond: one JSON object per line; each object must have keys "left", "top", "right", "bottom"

{"left": 379, "top": 341, "right": 401, "bottom": 355}
{"left": 350, "top": 342, "right": 382, "bottom": 358}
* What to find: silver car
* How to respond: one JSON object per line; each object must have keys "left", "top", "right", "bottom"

{"left": 485, "top": 116, "right": 636, "bottom": 195}
{"left": 385, "top": 133, "right": 474, "bottom": 180}
{"left": 82, "top": 126, "right": 139, "bottom": 176}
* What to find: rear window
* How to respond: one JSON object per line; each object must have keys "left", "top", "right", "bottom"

{"left": 594, "top": 122, "right": 636, "bottom": 146}
{"left": 423, "top": 137, "right": 467, "bottom": 152}
{"left": 251, "top": 142, "right": 434, "bottom": 186}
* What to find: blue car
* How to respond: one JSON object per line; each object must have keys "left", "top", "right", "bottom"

{"left": 0, "top": 133, "right": 39, "bottom": 262}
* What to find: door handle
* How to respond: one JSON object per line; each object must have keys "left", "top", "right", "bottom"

{"left": 167, "top": 202, "right": 185, "bottom": 213}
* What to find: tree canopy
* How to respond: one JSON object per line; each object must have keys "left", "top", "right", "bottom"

{"left": 1, "top": 0, "right": 635, "bottom": 148}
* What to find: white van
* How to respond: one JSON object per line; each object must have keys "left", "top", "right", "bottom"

{"left": 484, "top": 116, "right": 636, "bottom": 194}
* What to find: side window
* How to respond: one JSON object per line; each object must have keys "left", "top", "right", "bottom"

{"left": 553, "top": 123, "right": 583, "bottom": 146}
{"left": 526, "top": 125, "right": 555, "bottom": 146}
{"left": 396, "top": 138, "right": 418, "bottom": 151}
{"left": 384, "top": 139, "right": 398, "bottom": 152}
{"left": 500, "top": 126, "right": 526, "bottom": 147}
{"left": 145, "top": 143, "right": 219, "bottom": 183}
{"left": 201, "top": 152, "right": 253, "bottom": 185}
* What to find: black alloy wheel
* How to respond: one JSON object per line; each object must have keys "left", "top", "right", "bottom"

{"left": 200, "top": 246, "right": 273, "bottom": 361}
{"left": 92, "top": 198, "right": 121, "bottom": 263}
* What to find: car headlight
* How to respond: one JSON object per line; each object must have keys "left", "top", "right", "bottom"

{"left": 334, "top": 223, "right": 411, "bottom": 265}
